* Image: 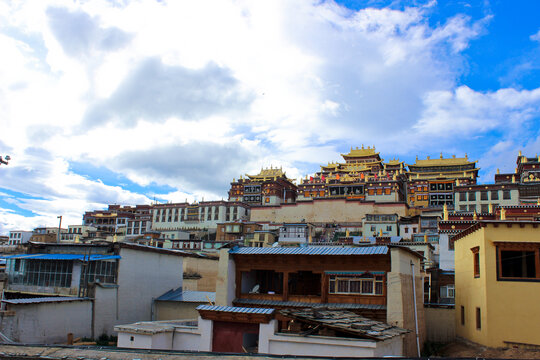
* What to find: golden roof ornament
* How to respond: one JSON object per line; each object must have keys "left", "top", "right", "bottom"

{"left": 473, "top": 211, "right": 477, "bottom": 220}
{"left": 519, "top": 150, "right": 522, "bottom": 157}
{"left": 500, "top": 207, "right": 506, "bottom": 220}
{"left": 496, "top": 168, "right": 500, "bottom": 175}
{"left": 488, "top": 203, "right": 493, "bottom": 213}
{"left": 443, "top": 203, "right": 448, "bottom": 221}
{"left": 512, "top": 175, "right": 516, "bottom": 183}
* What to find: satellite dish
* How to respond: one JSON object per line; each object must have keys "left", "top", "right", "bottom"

{"left": 249, "top": 284, "right": 260, "bottom": 294}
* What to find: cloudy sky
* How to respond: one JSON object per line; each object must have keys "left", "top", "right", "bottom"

{"left": 1, "top": 0, "right": 539, "bottom": 234}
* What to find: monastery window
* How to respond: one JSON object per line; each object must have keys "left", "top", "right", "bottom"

{"left": 445, "top": 183, "right": 453, "bottom": 190}
{"left": 304, "top": 191, "right": 310, "bottom": 197}
{"left": 491, "top": 191, "right": 499, "bottom": 200}
{"left": 476, "top": 307, "right": 481, "bottom": 330}
{"left": 461, "top": 306, "right": 465, "bottom": 325}
{"left": 480, "top": 191, "right": 488, "bottom": 201}
{"left": 329, "top": 273, "right": 384, "bottom": 295}
{"left": 460, "top": 205, "right": 467, "bottom": 211}
{"left": 503, "top": 190, "right": 511, "bottom": 200}
{"left": 468, "top": 192, "right": 476, "bottom": 201}
{"left": 481, "top": 204, "right": 489, "bottom": 213}
{"left": 430, "top": 184, "right": 437, "bottom": 191}
{"left": 376, "top": 189, "right": 382, "bottom": 195}
{"left": 386, "top": 225, "right": 392, "bottom": 231}
{"left": 368, "top": 189, "right": 375, "bottom": 196}
{"left": 471, "top": 247, "right": 480, "bottom": 278}
{"left": 468, "top": 205, "right": 476, "bottom": 212}
{"left": 384, "top": 188, "right": 391, "bottom": 195}
{"left": 459, "top": 192, "right": 466, "bottom": 201}
{"left": 496, "top": 243, "right": 540, "bottom": 280}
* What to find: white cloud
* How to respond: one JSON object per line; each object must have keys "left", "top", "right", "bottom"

{"left": 0, "top": 0, "right": 539, "bottom": 233}
{"left": 530, "top": 29, "right": 540, "bottom": 42}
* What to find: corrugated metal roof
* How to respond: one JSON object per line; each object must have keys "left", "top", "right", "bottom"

{"left": 4, "top": 254, "right": 120, "bottom": 261}
{"left": 234, "top": 298, "right": 386, "bottom": 310}
{"left": 2, "top": 297, "right": 89, "bottom": 305}
{"left": 156, "top": 288, "right": 216, "bottom": 303}
{"left": 196, "top": 305, "right": 275, "bottom": 314}
{"left": 229, "top": 246, "right": 388, "bottom": 256}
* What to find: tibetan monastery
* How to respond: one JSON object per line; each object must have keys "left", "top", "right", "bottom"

{"left": 228, "top": 166, "right": 297, "bottom": 206}
{"left": 406, "top": 154, "right": 479, "bottom": 209}
{"left": 297, "top": 146, "right": 407, "bottom": 203}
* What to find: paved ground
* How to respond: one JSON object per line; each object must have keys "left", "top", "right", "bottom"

{"left": 437, "top": 341, "right": 540, "bottom": 359}
{"left": 0, "top": 344, "right": 322, "bottom": 360}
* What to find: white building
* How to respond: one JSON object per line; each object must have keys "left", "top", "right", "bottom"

{"left": 8, "top": 231, "right": 33, "bottom": 245}
{"left": 1, "top": 242, "right": 187, "bottom": 343}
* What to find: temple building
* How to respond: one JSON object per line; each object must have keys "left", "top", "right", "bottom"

{"left": 406, "top": 154, "right": 479, "bottom": 209}
{"left": 297, "top": 146, "right": 407, "bottom": 203}
{"left": 228, "top": 166, "right": 297, "bottom": 206}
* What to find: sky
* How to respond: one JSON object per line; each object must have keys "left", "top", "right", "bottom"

{"left": 0, "top": 0, "right": 539, "bottom": 234}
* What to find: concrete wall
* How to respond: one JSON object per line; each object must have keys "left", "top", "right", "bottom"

{"left": 250, "top": 199, "right": 408, "bottom": 224}
{"left": 215, "top": 249, "right": 236, "bottom": 306}
{"left": 155, "top": 301, "right": 202, "bottom": 321}
{"left": 91, "top": 284, "right": 118, "bottom": 337}
{"left": 387, "top": 248, "right": 426, "bottom": 356}
{"left": 182, "top": 256, "right": 218, "bottom": 292}
{"left": 1, "top": 300, "right": 92, "bottom": 344}
{"left": 116, "top": 248, "right": 183, "bottom": 325}
{"left": 425, "top": 307, "right": 455, "bottom": 343}
{"left": 262, "top": 331, "right": 403, "bottom": 357}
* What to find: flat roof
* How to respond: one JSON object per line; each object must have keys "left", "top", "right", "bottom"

{"left": 196, "top": 305, "right": 275, "bottom": 315}
{"left": 229, "top": 246, "right": 389, "bottom": 256}
{"left": 2, "top": 297, "right": 89, "bottom": 305}
{"left": 4, "top": 254, "right": 120, "bottom": 261}
{"left": 156, "top": 288, "right": 215, "bottom": 303}
{"left": 453, "top": 220, "right": 540, "bottom": 242}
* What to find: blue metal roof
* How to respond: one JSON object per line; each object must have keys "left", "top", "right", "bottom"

{"left": 196, "top": 305, "right": 275, "bottom": 314}
{"left": 157, "top": 288, "right": 216, "bottom": 303}
{"left": 2, "top": 297, "right": 89, "bottom": 305}
{"left": 229, "top": 246, "right": 388, "bottom": 256}
{"left": 234, "top": 298, "right": 386, "bottom": 310}
{"left": 4, "top": 254, "right": 121, "bottom": 261}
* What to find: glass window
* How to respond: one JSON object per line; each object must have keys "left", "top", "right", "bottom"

{"left": 480, "top": 191, "right": 488, "bottom": 200}
{"left": 491, "top": 190, "right": 499, "bottom": 200}
{"left": 468, "top": 192, "right": 476, "bottom": 201}
{"left": 503, "top": 190, "right": 511, "bottom": 200}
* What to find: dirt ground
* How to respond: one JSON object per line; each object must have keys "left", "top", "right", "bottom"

{"left": 437, "top": 341, "right": 540, "bottom": 359}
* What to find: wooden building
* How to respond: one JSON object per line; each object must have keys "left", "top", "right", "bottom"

{"left": 216, "top": 245, "right": 425, "bottom": 356}
{"left": 228, "top": 167, "right": 297, "bottom": 206}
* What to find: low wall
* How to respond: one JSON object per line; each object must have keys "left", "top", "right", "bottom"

{"left": 1, "top": 300, "right": 92, "bottom": 344}
{"left": 262, "top": 332, "right": 403, "bottom": 357}
{"left": 425, "top": 307, "right": 455, "bottom": 343}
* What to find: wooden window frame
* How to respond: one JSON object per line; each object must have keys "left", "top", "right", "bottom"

{"left": 461, "top": 306, "right": 465, "bottom": 326}
{"left": 494, "top": 242, "right": 540, "bottom": 281}
{"left": 476, "top": 307, "right": 481, "bottom": 330}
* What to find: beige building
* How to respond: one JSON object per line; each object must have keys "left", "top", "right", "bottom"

{"left": 454, "top": 221, "right": 540, "bottom": 347}
{"left": 250, "top": 198, "right": 409, "bottom": 226}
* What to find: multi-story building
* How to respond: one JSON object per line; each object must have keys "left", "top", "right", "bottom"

{"left": 278, "top": 223, "right": 315, "bottom": 244}
{"left": 83, "top": 206, "right": 133, "bottom": 234}
{"left": 406, "top": 154, "right": 479, "bottom": 209}
{"left": 59, "top": 225, "right": 98, "bottom": 242}
{"left": 8, "top": 230, "right": 33, "bottom": 245}
{"left": 454, "top": 183, "right": 519, "bottom": 212}
{"left": 454, "top": 220, "right": 540, "bottom": 347}
{"left": 297, "top": 146, "right": 406, "bottom": 203}
{"left": 215, "top": 221, "right": 262, "bottom": 242}
{"left": 362, "top": 214, "right": 399, "bottom": 237}
{"left": 229, "top": 167, "right": 297, "bottom": 206}
{"left": 152, "top": 201, "right": 250, "bottom": 232}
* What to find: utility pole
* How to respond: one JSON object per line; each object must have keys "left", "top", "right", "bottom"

{"left": 57, "top": 216, "right": 62, "bottom": 243}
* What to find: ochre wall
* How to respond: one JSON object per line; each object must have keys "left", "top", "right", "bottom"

{"left": 250, "top": 199, "right": 408, "bottom": 224}
{"left": 455, "top": 224, "right": 540, "bottom": 347}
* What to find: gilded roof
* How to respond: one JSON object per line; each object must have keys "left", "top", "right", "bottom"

{"left": 247, "top": 167, "right": 287, "bottom": 179}
{"left": 341, "top": 146, "right": 379, "bottom": 158}
{"left": 384, "top": 159, "right": 403, "bottom": 166}
{"left": 408, "top": 155, "right": 477, "bottom": 167}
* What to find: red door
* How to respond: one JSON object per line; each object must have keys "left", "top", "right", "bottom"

{"left": 212, "top": 321, "right": 259, "bottom": 353}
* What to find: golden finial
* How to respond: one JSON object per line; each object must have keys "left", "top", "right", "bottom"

{"left": 361, "top": 144, "right": 364, "bottom": 149}
{"left": 443, "top": 203, "right": 448, "bottom": 221}
{"left": 496, "top": 168, "right": 500, "bottom": 175}
{"left": 440, "top": 152, "right": 443, "bottom": 159}
{"left": 488, "top": 203, "right": 493, "bottom": 213}
{"left": 473, "top": 211, "right": 477, "bottom": 220}
{"left": 233, "top": 178, "right": 235, "bottom": 182}
{"left": 500, "top": 207, "right": 506, "bottom": 220}
{"left": 512, "top": 175, "right": 516, "bottom": 183}
{"left": 424, "top": 233, "right": 428, "bottom": 243}
{"left": 519, "top": 150, "right": 522, "bottom": 157}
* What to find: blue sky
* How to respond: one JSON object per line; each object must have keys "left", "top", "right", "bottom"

{"left": 0, "top": 0, "right": 539, "bottom": 234}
